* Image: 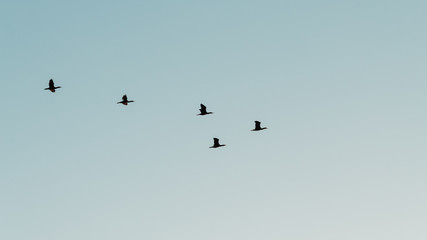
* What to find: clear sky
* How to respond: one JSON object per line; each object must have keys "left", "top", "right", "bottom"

{"left": 1, "top": 0, "right": 427, "bottom": 239}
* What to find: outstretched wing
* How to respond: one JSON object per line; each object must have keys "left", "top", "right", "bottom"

{"left": 122, "top": 95, "right": 128, "bottom": 102}
{"left": 213, "top": 138, "right": 219, "bottom": 146}
{"left": 199, "top": 104, "right": 207, "bottom": 114}
{"left": 255, "top": 121, "right": 261, "bottom": 129}
{"left": 49, "top": 79, "right": 54, "bottom": 88}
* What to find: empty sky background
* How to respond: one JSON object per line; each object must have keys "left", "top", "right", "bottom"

{"left": 1, "top": 0, "right": 427, "bottom": 239}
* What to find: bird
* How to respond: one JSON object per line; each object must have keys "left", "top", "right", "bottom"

{"left": 210, "top": 138, "right": 226, "bottom": 148}
{"left": 44, "top": 79, "right": 61, "bottom": 92}
{"left": 251, "top": 121, "right": 267, "bottom": 131}
{"left": 117, "top": 95, "right": 134, "bottom": 105}
{"left": 198, "top": 104, "right": 213, "bottom": 115}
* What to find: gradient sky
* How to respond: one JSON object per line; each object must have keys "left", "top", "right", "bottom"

{"left": 1, "top": 1, "right": 427, "bottom": 239}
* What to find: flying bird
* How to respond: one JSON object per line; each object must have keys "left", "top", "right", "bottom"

{"left": 251, "top": 121, "right": 267, "bottom": 131}
{"left": 210, "top": 138, "right": 226, "bottom": 148}
{"left": 44, "top": 79, "right": 61, "bottom": 92}
{"left": 117, "top": 95, "right": 134, "bottom": 105}
{"left": 198, "top": 104, "right": 213, "bottom": 115}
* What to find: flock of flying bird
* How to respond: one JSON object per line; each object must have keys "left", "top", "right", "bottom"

{"left": 45, "top": 79, "right": 268, "bottom": 148}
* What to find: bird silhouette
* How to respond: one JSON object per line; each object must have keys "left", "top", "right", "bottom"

{"left": 251, "top": 121, "right": 267, "bottom": 131}
{"left": 198, "top": 104, "right": 213, "bottom": 115}
{"left": 44, "top": 79, "right": 61, "bottom": 92}
{"left": 117, "top": 95, "right": 134, "bottom": 105}
{"left": 210, "top": 138, "right": 226, "bottom": 148}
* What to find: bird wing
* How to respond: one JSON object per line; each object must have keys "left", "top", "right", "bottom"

{"left": 213, "top": 138, "right": 219, "bottom": 145}
{"left": 255, "top": 121, "right": 261, "bottom": 129}
{"left": 200, "top": 104, "right": 206, "bottom": 111}
{"left": 122, "top": 95, "right": 128, "bottom": 101}
{"left": 49, "top": 79, "right": 54, "bottom": 88}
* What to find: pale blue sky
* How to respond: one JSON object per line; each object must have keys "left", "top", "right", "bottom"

{"left": 1, "top": 1, "right": 427, "bottom": 239}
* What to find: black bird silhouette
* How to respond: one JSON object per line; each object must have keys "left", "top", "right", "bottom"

{"left": 251, "top": 121, "right": 267, "bottom": 131}
{"left": 210, "top": 138, "right": 226, "bottom": 148}
{"left": 117, "top": 95, "right": 134, "bottom": 105}
{"left": 198, "top": 104, "right": 213, "bottom": 115}
{"left": 44, "top": 79, "right": 61, "bottom": 92}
